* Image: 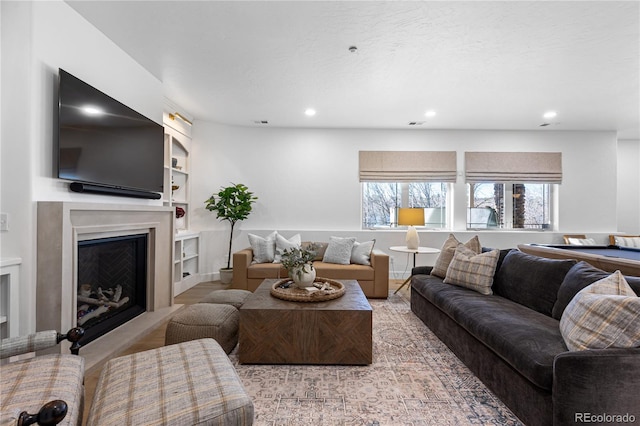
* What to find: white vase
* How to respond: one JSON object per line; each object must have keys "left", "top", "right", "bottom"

{"left": 291, "top": 264, "right": 316, "bottom": 289}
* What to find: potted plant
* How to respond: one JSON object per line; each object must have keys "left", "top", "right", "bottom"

{"left": 280, "top": 244, "right": 318, "bottom": 288}
{"left": 205, "top": 183, "right": 257, "bottom": 284}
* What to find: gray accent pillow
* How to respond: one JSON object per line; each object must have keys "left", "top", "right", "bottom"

{"left": 248, "top": 231, "right": 277, "bottom": 264}
{"left": 323, "top": 236, "right": 356, "bottom": 265}
{"left": 351, "top": 240, "right": 376, "bottom": 265}
{"left": 273, "top": 233, "right": 301, "bottom": 263}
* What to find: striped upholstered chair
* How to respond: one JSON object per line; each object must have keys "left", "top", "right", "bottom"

{"left": 0, "top": 328, "right": 84, "bottom": 426}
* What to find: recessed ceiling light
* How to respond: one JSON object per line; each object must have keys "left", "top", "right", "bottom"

{"left": 424, "top": 110, "right": 436, "bottom": 118}
{"left": 305, "top": 108, "right": 316, "bottom": 117}
{"left": 543, "top": 111, "right": 557, "bottom": 119}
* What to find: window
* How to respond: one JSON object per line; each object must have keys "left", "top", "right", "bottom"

{"left": 362, "top": 182, "right": 448, "bottom": 228}
{"left": 467, "top": 183, "right": 552, "bottom": 229}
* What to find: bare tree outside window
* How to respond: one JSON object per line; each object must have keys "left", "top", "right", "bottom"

{"left": 467, "top": 183, "right": 552, "bottom": 229}
{"left": 362, "top": 182, "right": 447, "bottom": 228}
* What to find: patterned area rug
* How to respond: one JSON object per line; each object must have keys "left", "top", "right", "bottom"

{"left": 230, "top": 290, "right": 523, "bottom": 425}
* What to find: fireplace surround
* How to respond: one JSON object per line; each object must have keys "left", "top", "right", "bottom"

{"left": 36, "top": 202, "right": 176, "bottom": 368}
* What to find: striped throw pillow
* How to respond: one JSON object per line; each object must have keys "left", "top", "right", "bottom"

{"left": 560, "top": 270, "right": 640, "bottom": 351}
{"left": 431, "top": 234, "right": 481, "bottom": 278}
{"left": 443, "top": 246, "right": 500, "bottom": 295}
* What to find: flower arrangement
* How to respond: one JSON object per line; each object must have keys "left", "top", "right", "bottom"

{"left": 281, "top": 243, "right": 318, "bottom": 281}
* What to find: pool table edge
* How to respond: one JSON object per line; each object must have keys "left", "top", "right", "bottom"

{"left": 517, "top": 244, "right": 640, "bottom": 277}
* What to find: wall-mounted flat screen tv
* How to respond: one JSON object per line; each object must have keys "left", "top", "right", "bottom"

{"left": 57, "top": 69, "right": 164, "bottom": 197}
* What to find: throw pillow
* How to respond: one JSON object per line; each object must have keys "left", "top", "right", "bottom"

{"left": 248, "top": 231, "right": 277, "bottom": 264}
{"left": 560, "top": 271, "right": 640, "bottom": 351}
{"left": 431, "top": 234, "right": 481, "bottom": 278}
{"left": 614, "top": 236, "right": 640, "bottom": 248}
{"left": 273, "top": 233, "right": 302, "bottom": 263}
{"left": 323, "top": 236, "right": 356, "bottom": 265}
{"left": 443, "top": 246, "right": 500, "bottom": 295}
{"left": 351, "top": 240, "right": 376, "bottom": 266}
{"left": 302, "top": 241, "right": 329, "bottom": 261}
{"left": 567, "top": 237, "right": 597, "bottom": 246}
{"left": 552, "top": 261, "right": 640, "bottom": 320}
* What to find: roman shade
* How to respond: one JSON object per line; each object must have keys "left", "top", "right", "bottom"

{"left": 359, "top": 151, "right": 457, "bottom": 182}
{"left": 465, "top": 152, "right": 562, "bottom": 183}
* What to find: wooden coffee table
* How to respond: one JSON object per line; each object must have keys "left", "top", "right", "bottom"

{"left": 239, "top": 279, "right": 372, "bottom": 365}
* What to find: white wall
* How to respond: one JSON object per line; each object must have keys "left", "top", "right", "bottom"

{"left": 0, "top": 0, "right": 163, "bottom": 334}
{"left": 190, "top": 122, "right": 627, "bottom": 276}
{"left": 617, "top": 139, "right": 640, "bottom": 234}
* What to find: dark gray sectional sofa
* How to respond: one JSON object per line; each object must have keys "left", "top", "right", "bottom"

{"left": 410, "top": 249, "right": 640, "bottom": 426}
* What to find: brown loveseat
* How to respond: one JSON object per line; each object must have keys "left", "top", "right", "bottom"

{"left": 231, "top": 245, "right": 389, "bottom": 298}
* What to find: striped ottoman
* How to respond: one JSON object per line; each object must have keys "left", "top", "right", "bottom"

{"left": 86, "top": 339, "right": 253, "bottom": 426}
{"left": 165, "top": 304, "right": 239, "bottom": 354}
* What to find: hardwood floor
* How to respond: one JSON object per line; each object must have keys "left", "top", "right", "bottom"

{"left": 82, "top": 280, "right": 225, "bottom": 423}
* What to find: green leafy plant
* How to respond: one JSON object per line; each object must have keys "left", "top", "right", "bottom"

{"left": 205, "top": 183, "right": 258, "bottom": 269}
{"left": 280, "top": 244, "right": 318, "bottom": 280}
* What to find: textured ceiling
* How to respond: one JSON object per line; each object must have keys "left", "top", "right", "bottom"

{"left": 67, "top": 1, "right": 639, "bottom": 138}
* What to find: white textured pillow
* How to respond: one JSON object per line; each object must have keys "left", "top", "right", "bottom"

{"left": 273, "top": 233, "right": 302, "bottom": 263}
{"left": 560, "top": 271, "right": 640, "bottom": 351}
{"left": 614, "top": 236, "right": 640, "bottom": 248}
{"left": 351, "top": 240, "right": 376, "bottom": 265}
{"left": 323, "top": 236, "right": 356, "bottom": 265}
{"left": 248, "top": 231, "right": 277, "bottom": 264}
{"left": 443, "top": 246, "right": 499, "bottom": 295}
{"left": 567, "top": 237, "right": 597, "bottom": 246}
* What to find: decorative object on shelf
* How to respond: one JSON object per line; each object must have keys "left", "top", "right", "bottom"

{"left": 398, "top": 208, "right": 424, "bottom": 250}
{"left": 270, "top": 278, "right": 345, "bottom": 302}
{"left": 175, "top": 206, "right": 186, "bottom": 231}
{"left": 205, "top": 183, "right": 258, "bottom": 284}
{"left": 172, "top": 157, "right": 178, "bottom": 168}
{"left": 280, "top": 243, "right": 318, "bottom": 289}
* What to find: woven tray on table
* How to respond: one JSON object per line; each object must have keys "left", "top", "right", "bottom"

{"left": 270, "top": 277, "right": 345, "bottom": 302}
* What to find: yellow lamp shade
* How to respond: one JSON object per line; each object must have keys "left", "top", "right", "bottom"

{"left": 398, "top": 208, "right": 425, "bottom": 226}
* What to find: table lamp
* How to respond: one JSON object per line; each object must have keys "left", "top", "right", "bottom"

{"left": 398, "top": 208, "right": 425, "bottom": 250}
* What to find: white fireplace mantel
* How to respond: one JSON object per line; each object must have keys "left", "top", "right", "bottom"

{"left": 36, "top": 202, "right": 176, "bottom": 367}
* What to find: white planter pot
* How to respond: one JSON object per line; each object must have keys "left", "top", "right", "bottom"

{"left": 291, "top": 264, "right": 316, "bottom": 289}
{"left": 219, "top": 268, "right": 233, "bottom": 285}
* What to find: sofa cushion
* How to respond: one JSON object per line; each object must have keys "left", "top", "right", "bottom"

{"left": 323, "top": 236, "right": 356, "bottom": 265}
{"left": 313, "top": 261, "right": 374, "bottom": 281}
{"left": 247, "top": 262, "right": 287, "bottom": 279}
{"left": 412, "top": 275, "right": 566, "bottom": 391}
{"left": 431, "top": 234, "right": 481, "bottom": 278}
{"left": 273, "top": 233, "right": 301, "bottom": 263}
{"left": 560, "top": 271, "right": 640, "bottom": 351}
{"left": 248, "top": 231, "right": 277, "bottom": 263}
{"left": 493, "top": 250, "right": 576, "bottom": 317}
{"left": 552, "top": 261, "right": 640, "bottom": 320}
{"left": 443, "top": 246, "right": 499, "bottom": 295}
{"left": 351, "top": 240, "right": 376, "bottom": 265}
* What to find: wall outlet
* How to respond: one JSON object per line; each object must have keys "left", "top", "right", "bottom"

{"left": 0, "top": 213, "right": 8, "bottom": 232}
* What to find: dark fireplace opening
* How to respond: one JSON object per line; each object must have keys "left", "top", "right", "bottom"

{"left": 77, "top": 234, "right": 147, "bottom": 345}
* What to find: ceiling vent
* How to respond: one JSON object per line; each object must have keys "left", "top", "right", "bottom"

{"left": 253, "top": 120, "right": 269, "bottom": 125}
{"left": 408, "top": 121, "right": 425, "bottom": 126}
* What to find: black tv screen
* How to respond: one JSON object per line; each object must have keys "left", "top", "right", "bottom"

{"left": 57, "top": 69, "right": 164, "bottom": 195}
